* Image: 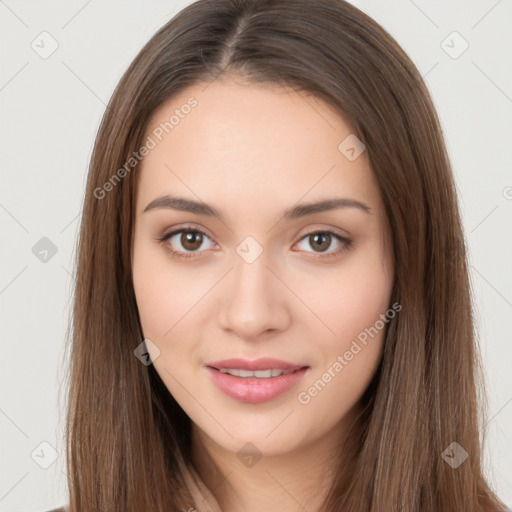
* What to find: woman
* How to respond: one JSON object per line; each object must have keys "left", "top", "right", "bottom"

{"left": 53, "top": 0, "right": 509, "bottom": 510}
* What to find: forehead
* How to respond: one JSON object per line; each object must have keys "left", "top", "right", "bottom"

{"left": 145, "top": 77, "right": 349, "bottom": 160}
{"left": 137, "top": 77, "right": 381, "bottom": 221}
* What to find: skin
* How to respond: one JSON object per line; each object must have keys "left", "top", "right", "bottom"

{"left": 132, "top": 75, "right": 394, "bottom": 512}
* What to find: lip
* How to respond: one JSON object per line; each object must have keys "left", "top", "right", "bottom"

{"left": 205, "top": 358, "right": 310, "bottom": 404}
{"left": 206, "top": 357, "right": 306, "bottom": 372}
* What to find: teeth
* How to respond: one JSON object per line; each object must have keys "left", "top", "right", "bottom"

{"left": 218, "top": 368, "right": 294, "bottom": 378}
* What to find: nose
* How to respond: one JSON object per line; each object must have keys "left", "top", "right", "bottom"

{"left": 218, "top": 251, "right": 290, "bottom": 341}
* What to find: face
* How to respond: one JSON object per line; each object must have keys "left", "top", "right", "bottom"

{"left": 132, "top": 76, "right": 394, "bottom": 458}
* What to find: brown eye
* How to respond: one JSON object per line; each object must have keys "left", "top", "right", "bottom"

{"left": 158, "top": 227, "right": 215, "bottom": 259}
{"left": 309, "top": 232, "right": 331, "bottom": 252}
{"left": 295, "top": 230, "right": 352, "bottom": 259}
{"left": 180, "top": 230, "right": 204, "bottom": 251}
{"left": 158, "top": 227, "right": 351, "bottom": 261}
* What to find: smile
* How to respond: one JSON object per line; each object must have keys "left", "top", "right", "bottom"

{"left": 206, "top": 365, "right": 310, "bottom": 403}
{"left": 218, "top": 368, "right": 295, "bottom": 378}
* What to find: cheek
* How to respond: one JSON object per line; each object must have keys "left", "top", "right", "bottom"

{"left": 292, "top": 247, "right": 396, "bottom": 396}
{"left": 132, "top": 235, "right": 194, "bottom": 340}
{"left": 334, "top": 264, "right": 392, "bottom": 341}
{"left": 295, "top": 247, "right": 393, "bottom": 411}
{"left": 296, "top": 241, "right": 393, "bottom": 349}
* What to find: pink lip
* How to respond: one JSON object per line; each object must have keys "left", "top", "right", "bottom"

{"left": 206, "top": 357, "right": 306, "bottom": 371}
{"left": 205, "top": 358, "right": 310, "bottom": 404}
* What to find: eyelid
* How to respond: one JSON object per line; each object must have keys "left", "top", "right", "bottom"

{"left": 157, "top": 223, "right": 349, "bottom": 242}
{"left": 298, "top": 225, "right": 350, "bottom": 242}
{"left": 293, "top": 228, "right": 352, "bottom": 258}
{"left": 156, "top": 224, "right": 217, "bottom": 253}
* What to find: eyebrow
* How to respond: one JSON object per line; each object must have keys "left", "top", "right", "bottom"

{"left": 143, "top": 195, "right": 371, "bottom": 220}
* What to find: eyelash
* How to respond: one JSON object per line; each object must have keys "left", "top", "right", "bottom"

{"left": 156, "top": 225, "right": 352, "bottom": 261}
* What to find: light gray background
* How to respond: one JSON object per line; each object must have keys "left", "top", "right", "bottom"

{"left": 0, "top": 1, "right": 510, "bottom": 510}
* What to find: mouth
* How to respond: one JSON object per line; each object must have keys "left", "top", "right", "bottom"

{"left": 206, "top": 357, "right": 307, "bottom": 373}
{"left": 214, "top": 368, "right": 299, "bottom": 378}
{"left": 205, "top": 357, "right": 310, "bottom": 403}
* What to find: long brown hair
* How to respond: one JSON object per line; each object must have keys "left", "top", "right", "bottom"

{"left": 64, "top": 0, "right": 508, "bottom": 510}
